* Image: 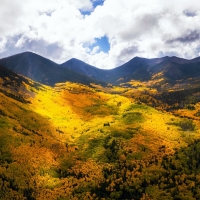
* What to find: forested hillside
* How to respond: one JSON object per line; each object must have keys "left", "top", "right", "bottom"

{"left": 1, "top": 67, "right": 200, "bottom": 199}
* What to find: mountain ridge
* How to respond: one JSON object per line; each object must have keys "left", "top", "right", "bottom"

{"left": 1, "top": 51, "right": 200, "bottom": 87}
{"left": 0, "top": 52, "right": 103, "bottom": 86}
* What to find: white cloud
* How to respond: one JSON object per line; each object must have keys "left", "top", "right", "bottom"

{"left": 0, "top": 38, "right": 7, "bottom": 53}
{"left": 90, "top": 46, "right": 100, "bottom": 55}
{"left": 0, "top": 0, "right": 24, "bottom": 35}
{"left": 0, "top": 0, "right": 200, "bottom": 69}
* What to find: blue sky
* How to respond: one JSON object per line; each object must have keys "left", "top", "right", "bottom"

{"left": 0, "top": 0, "right": 200, "bottom": 69}
{"left": 92, "top": 0, "right": 104, "bottom": 8}
{"left": 90, "top": 36, "right": 110, "bottom": 53}
{"left": 81, "top": 0, "right": 104, "bottom": 15}
{"left": 81, "top": 0, "right": 110, "bottom": 54}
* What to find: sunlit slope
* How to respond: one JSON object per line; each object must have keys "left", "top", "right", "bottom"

{"left": 30, "top": 81, "right": 200, "bottom": 160}
{"left": 30, "top": 82, "right": 200, "bottom": 199}
{"left": 31, "top": 82, "right": 190, "bottom": 144}
{"left": 1, "top": 68, "right": 200, "bottom": 199}
{"left": 0, "top": 72, "right": 69, "bottom": 199}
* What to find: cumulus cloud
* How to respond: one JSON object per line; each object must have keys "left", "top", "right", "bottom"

{"left": 0, "top": 38, "right": 7, "bottom": 53}
{"left": 0, "top": 0, "right": 200, "bottom": 69}
{"left": 90, "top": 46, "right": 100, "bottom": 55}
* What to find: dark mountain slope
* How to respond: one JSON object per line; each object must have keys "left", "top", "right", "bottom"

{"left": 61, "top": 58, "right": 103, "bottom": 78}
{"left": 0, "top": 64, "right": 39, "bottom": 103}
{"left": 109, "top": 57, "right": 151, "bottom": 83}
{"left": 0, "top": 52, "right": 101, "bottom": 86}
{"left": 149, "top": 59, "right": 200, "bottom": 80}
{"left": 0, "top": 64, "right": 31, "bottom": 86}
{"left": 106, "top": 56, "right": 200, "bottom": 85}
{"left": 61, "top": 57, "right": 163, "bottom": 84}
{"left": 61, "top": 58, "right": 113, "bottom": 84}
{"left": 146, "top": 56, "right": 198, "bottom": 66}
{"left": 62, "top": 57, "right": 159, "bottom": 84}
{"left": 188, "top": 56, "right": 200, "bottom": 63}
{"left": 104, "top": 56, "right": 189, "bottom": 84}
{"left": 174, "top": 61, "right": 200, "bottom": 79}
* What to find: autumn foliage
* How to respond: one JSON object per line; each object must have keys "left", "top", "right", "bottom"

{"left": 1, "top": 78, "right": 200, "bottom": 199}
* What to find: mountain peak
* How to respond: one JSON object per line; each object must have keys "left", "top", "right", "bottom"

{"left": 13, "top": 51, "right": 38, "bottom": 56}
{"left": 64, "top": 58, "right": 88, "bottom": 65}
{"left": 61, "top": 57, "right": 106, "bottom": 80}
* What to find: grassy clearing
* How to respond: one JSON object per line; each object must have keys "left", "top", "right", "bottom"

{"left": 168, "top": 119, "right": 196, "bottom": 131}
{"left": 126, "top": 103, "right": 150, "bottom": 111}
{"left": 122, "top": 111, "right": 144, "bottom": 124}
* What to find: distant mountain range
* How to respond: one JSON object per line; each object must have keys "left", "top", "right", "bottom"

{"left": 1, "top": 52, "right": 200, "bottom": 87}
{"left": 0, "top": 52, "right": 101, "bottom": 86}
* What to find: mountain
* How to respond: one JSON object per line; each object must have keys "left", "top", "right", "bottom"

{"left": 1, "top": 52, "right": 200, "bottom": 87}
{"left": 146, "top": 58, "right": 200, "bottom": 89}
{"left": 0, "top": 52, "right": 101, "bottom": 86}
{"left": 61, "top": 57, "right": 160, "bottom": 84}
{"left": 108, "top": 56, "right": 200, "bottom": 86}
{"left": 61, "top": 58, "right": 105, "bottom": 78}
{"left": 0, "top": 64, "right": 30, "bottom": 86}
{"left": 109, "top": 57, "right": 152, "bottom": 83}
{"left": 0, "top": 64, "right": 40, "bottom": 103}
{"left": 61, "top": 58, "right": 116, "bottom": 85}
{"left": 61, "top": 56, "right": 200, "bottom": 85}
